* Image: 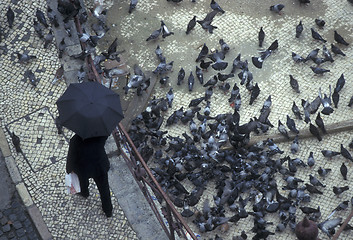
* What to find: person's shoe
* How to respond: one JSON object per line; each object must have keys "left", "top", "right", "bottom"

{"left": 105, "top": 211, "right": 112, "bottom": 218}
{"left": 78, "top": 192, "right": 89, "bottom": 199}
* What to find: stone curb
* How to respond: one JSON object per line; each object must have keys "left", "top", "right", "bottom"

{"left": 0, "top": 124, "right": 53, "bottom": 239}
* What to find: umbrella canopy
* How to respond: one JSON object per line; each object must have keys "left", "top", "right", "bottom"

{"left": 56, "top": 81, "right": 124, "bottom": 139}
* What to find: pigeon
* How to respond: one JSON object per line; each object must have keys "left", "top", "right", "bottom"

{"left": 258, "top": 27, "right": 265, "bottom": 47}
{"left": 311, "top": 28, "right": 326, "bottom": 42}
{"left": 296, "top": 21, "right": 303, "bottom": 38}
{"left": 200, "top": 60, "right": 212, "bottom": 70}
{"left": 6, "top": 6, "right": 15, "bottom": 29}
{"left": 307, "top": 152, "right": 315, "bottom": 167}
{"left": 129, "top": 0, "right": 138, "bottom": 13}
{"left": 331, "top": 44, "right": 346, "bottom": 56}
{"left": 309, "top": 174, "right": 325, "bottom": 187}
{"left": 332, "top": 90, "right": 339, "bottom": 108}
{"left": 159, "top": 76, "right": 169, "bottom": 85}
{"left": 188, "top": 71, "right": 194, "bottom": 91}
{"left": 349, "top": 96, "right": 353, "bottom": 107}
{"left": 335, "top": 74, "right": 345, "bottom": 93}
{"left": 195, "top": 66, "right": 204, "bottom": 84}
{"left": 196, "top": 43, "right": 209, "bottom": 62}
{"left": 219, "top": 39, "right": 230, "bottom": 52}
{"left": 44, "top": 29, "right": 54, "bottom": 49}
{"left": 24, "top": 70, "right": 38, "bottom": 87}
{"left": 203, "top": 75, "right": 218, "bottom": 87}
{"left": 177, "top": 68, "right": 185, "bottom": 85}
{"left": 211, "top": 0, "right": 225, "bottom": 13}
{"left": 249, "top": 83, "right": 260, "bottom": 105}
{"left": 289, "top": 75, "right": 300, "bottom": 93}
{"left": 340, "top": 163, "right": 348, "bottom": 180}
{"left": 231, "top": 53, "right": 242, "bottom": 73}
{"left": 315, "top": 19, "right": 325, "bottom": 28}
{"left": 189, "top": 97, "right": 205, "bottom": 108}
{"left": 292, "top": 52, "right": 305, "bottom": 63}
{"left": 146, "top": 27, "right": 162, "bottom": 41}
{"left": 186, "top": 16, "right": 196, "bottom": 34}
{"left": 292, "top": 101, "right": 302, "bottom": 120}
{"left": 305, "top": 183, "right": 323, "bottom": 195}
{"left": 298, "top": 0, "right": 310, "bottom": 3}
{"left": 341, "top": 144, "right": 353, "bottom": 161}
{"left": 334, "top": 30, "right": 349, "bottom": 46}
{"left": 315, "top": 113, "right": 326, "bottom": 134}
{"left": 36, "top": 8, "right": 49, "bottom": 28}
{"left": 268, "top": 39, "right": 279, "bottom": 51}
{"left": 58, "top": 38, "right": 66, "bottom": 58}
{"left": 161, "top": 20, "right": 174, "bottom": 38}
{"left": 318, "top": 167, "right": 331, "bottom": 178}
{"left": 319, "top": 86, "right": 334, "bottom": 115}
{"left": 270, "top": 4, "right": 285, "bottom": 14}
{"left": 63, "top": 18, "right": 72, "bottom": 37}
{"left": 321, "top": 150, "right": 340, "bottom": 158}
{"left": 217, "top": 72, "right": 234, "bottom": 82}
{"left": 333, "top": 186, "right": 349, "bottom": 196}
{"left": 17, "top": 52, "right": 37, "bottom": 63}
{"left": 233, "top": 93, "right": 241, "bottom": 111}
{"left": 286, "top": 115, "right": 299, "bottom": 134}
{"left": 305, "top": 48, "right": 319, "bottom": 62}
{"left": 33, "top": 19, "right": 44, "bottom": 39}
{"left": 309, "top": 123, "right": 322, "bottom": 141}
{"left": 260, "top": 95, "right": 272, "bottom": 112}
{"left": 197, "top": 10, "right": 218, "bottom": 33}
{"left": 322, "top": 45, "right": 334, "bottom": 62}
{"left": 310, "top": 66, "right": 330, "bottom": 74}
{"left": 10, "top": 132, "right": 21, "bottom": 153}
{"left": 77, "top": 66, "right": 86, "bottom": 82}
{"left": 209, "top": 50, "right": 228, "bottom": 71}
{"left": 291, "top": 135, "right": 299, "bottom": 154}
{"left": 166, "top": 88, "right": 174, "bottom": 108}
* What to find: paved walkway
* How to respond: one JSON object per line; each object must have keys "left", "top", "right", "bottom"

{"left": 0, "top": 0, "right": 166, "bottom": 239}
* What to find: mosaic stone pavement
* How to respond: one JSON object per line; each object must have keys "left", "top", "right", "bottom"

{"left": 99, "top": 0, "right": 353, "bottom": 239}
{"left": 0, "top": 0, "right": 138, "bottom": 239}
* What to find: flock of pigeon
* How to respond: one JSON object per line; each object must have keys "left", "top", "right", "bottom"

{"left": 124, "top": 0, "right": 353, "bottom": 239}
{"left": 3, "top": 0, "right": 353, "bottom": 239}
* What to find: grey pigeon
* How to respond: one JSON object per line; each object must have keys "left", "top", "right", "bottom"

{"left": 36, "top": 8, "right": 49, "bottom": 28}
{"left": 310, "top": 66, "right": 330, "bottom": 74}
{"left": 331, "top": 44, "right": 345, "bottom": 56}
{"left": 315, "top": 19, "right": 325, "bottom": 28}
{"left": 211, "top": 0, "right": 225, "bottom": 13}
{"left": 311, "top": 28, "right": 326, "bottom": 42}
{"left": 289, "top": 75, "right": 300, "bottom": 93}
{"left": 196, "top": 43, "right": 209, "bottom": 62}
{"left": 6, "top": 6, "right": 15, "bottom": 29}
{"left": 258, "top": 27, "right": 265, "bottom": 47}
{"left": 341, "top": 144, "right": 353, "bottom": 161}
{"left": 44, "top": 29, "right": 54, "bottom": 48}
{"left": 270, "top": 4, "right": 285, "bottom": 14}
{"left": 146, "top": 27, "right": 162, "bottom": 41}
{"left": 286, "top": 115, "right": 299, "bottom": 134}
{"left": 129, "top": 0, "right": 138, "bottom": 14}
{"left": 334, "top": 30, "right": 349, "bottom": 46}
{"left": 295, "top": 21, "right": 303, "bottom": 38}
{"left": 186, "top": 16, "right": 196, "bottom": 34}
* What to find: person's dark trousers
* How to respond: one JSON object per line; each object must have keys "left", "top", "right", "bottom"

{"left": 77, "top": 173, "right": 113, "bottom": 216}
{"left": 94, "top": 173, "right": 113, "bottom": 216}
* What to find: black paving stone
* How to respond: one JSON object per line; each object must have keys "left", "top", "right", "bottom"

{"left": 2, "top": 224, "right": 10, "bottom": 233}
{"left": 9, "top": 213, "right": 17, "bottom": 221}
{"left": 0, "top": 229, "right": 2, "bottom": 236}
{"left": 13, "top": 221, "right": 22, "bottom": 230}
{"left": 0, "top": 236, "right": 6, "bottom": 240}
{"left": 8, "top": 231, "right": 15, "bottom": 238}
{"left": 0, "top": 217, "right": 8, "bottom": 226}
{"left": 0, "top": 212, "right": 3, "bottom": 219}
{"left": 19, "top": 236, "right": 28, "bottom": 240}
{"left": 23, "top": 219, "right": 31, "bottom": 228}
{"left": 16, "top": 228, "right": 25, "bottom": 237}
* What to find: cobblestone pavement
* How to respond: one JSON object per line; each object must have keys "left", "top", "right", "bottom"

{"left": 0, "top": 0, "right": 150, "bottom": 239}
{"left": 0, "top": 150, "right": 40, "bottom": 240}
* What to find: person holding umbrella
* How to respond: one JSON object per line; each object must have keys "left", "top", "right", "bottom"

{"left": 57, "top": 82, "right": 124, "bottom": 217}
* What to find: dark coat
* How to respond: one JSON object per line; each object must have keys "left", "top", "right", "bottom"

{"left": 66, "top": 134, "right": 110, "bottom": 178}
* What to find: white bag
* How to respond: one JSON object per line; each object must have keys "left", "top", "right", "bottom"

{"left": 65, "top": 173, "right": 81, "bottom": 194}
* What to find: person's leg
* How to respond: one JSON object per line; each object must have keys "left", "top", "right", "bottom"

{"left": 94, "top": 173, "right": 112, "bottom": 217}
{"left": 77, "top": 173, "right": 89, "bottom": 198}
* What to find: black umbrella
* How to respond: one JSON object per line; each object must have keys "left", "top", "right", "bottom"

{"left": 56, "top": 82, "right": 124, "bottom": 139}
